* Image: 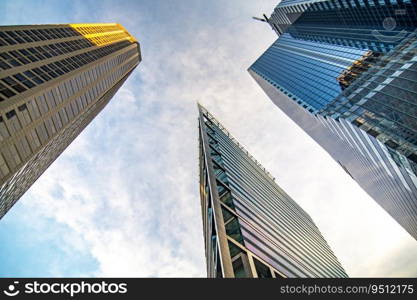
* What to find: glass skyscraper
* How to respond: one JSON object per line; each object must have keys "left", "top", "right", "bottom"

{"left": 0, "top": 23, "right": 141, "bottom": 219}
{"left": 198, "top": 105, "right": 347, "bottom": 278}
{"left": 249, "top": 0, "right": 417, "bottom": 239}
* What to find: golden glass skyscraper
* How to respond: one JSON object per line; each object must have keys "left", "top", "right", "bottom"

{"left": 0, "top": 23, "right": 141, "bottom": 219}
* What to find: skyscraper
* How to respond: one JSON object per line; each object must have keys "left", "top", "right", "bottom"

{"left": 198, "top": 105, "right": 347, "bottom": 278}
{"left": 249, "top": 1, "right": 417, "bottom": 239}
{"left": 0, "top": 24, "right": 141, "bottom": 219}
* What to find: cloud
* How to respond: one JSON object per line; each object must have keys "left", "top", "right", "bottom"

{"left": 1, "top": 0, "right": 417, "bottom": 277}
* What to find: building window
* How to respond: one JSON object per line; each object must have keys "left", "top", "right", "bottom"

{"left": 274, "top": 271, "right": 284, "bottom": 278}
{"left": 216, "top": 180, "right": 228, "bottom": 196}
{"left": 1, "top": 77, "right": 26, "bottom": 93}
{"left": 221, "top": 206, "right": 234, "bottom": 224}
{"left": 220, "top": 191, "right": 235, "bottom": 209}
{"left": 228, "top": 240, "right": 243, "bottom": 258}
{"left": 225, "top": 218, "right": 244, "bottom": 245}
{"left": 232, "top": 257, "right": 247, "bottom": 278}
{"left": 13, "top": 74, "right": 35, "bottom": 89}
{"left": 253, "top": 258, "right": 273, "bottom": 278}
{"left": 0, "top": 82, "right": 16, "bottom": 98}
{"left": 17, "top": 104, "right": 27, "bottom": 112}
{"left": 6, "top": 109, "right": 16, "bottom": 119}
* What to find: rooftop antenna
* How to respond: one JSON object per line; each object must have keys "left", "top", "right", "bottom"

{"left": 253, "top": 14, "right": 282, "bottom": 35}
{"left": 252, "top": 14, "right": 269, "bottom": 23}
{"left": 252, "top": 16, "right": 267, "bottom": 22}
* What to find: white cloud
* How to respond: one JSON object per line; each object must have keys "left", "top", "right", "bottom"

{"left": 4, "top": 0, "right": 417, "bottom": 277}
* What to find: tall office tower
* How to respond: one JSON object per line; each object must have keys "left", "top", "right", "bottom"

{"left": 198, "top": 105, "right": 347, "bottom": 278}
{"left": 249, "top": 0, "right": 417, "bottom": 239}
{"left": 0, "top": 24, "right": 141, "bottom": 219}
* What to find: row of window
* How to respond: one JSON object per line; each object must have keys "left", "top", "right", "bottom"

{"left": 289, "top": 26, "right": 397, "bottom": 53}
{"left": 0, "top": 40, "right": 132, "bottom": 101}
{"left": 252, "top": 54, "right": 341, "bottom": 110}
{"left": 87, "top": 32, "right": 132, "bottom": 47}
{"left": 0, "top": 38, "right": 92, "bottom": 70}
{"left": 259, "top": 70, "right": 317, "bottom": 112}
{"left": 271, "top": 0, "right": 416, "bottom": 34}
{"left": 280, "top": 33, "right": 369, "bottom": 57}
{"left": 0, "top": 27, "right": 81, "bottom": 47}
{"left": 71, "top": 25, "right": 121, "bottom": 36}
{"left": 295, "top": 1, "right": 417, "bottom": 28}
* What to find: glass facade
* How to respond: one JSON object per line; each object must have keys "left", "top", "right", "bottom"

{"left": 249, "top": 0, "right": 417, "bottom": 240}
{"left": 0, "top": 24, "right": 141, "bottom": 219}
{"left": 250, "top": 33, "right": 369, "bottom": 112}
{"left": 198, "top": 105, "right": 348, "bottom": 278}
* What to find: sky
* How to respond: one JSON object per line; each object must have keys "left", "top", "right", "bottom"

{"left": 0, "top": 0, "right": 417, "bottom": 277}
